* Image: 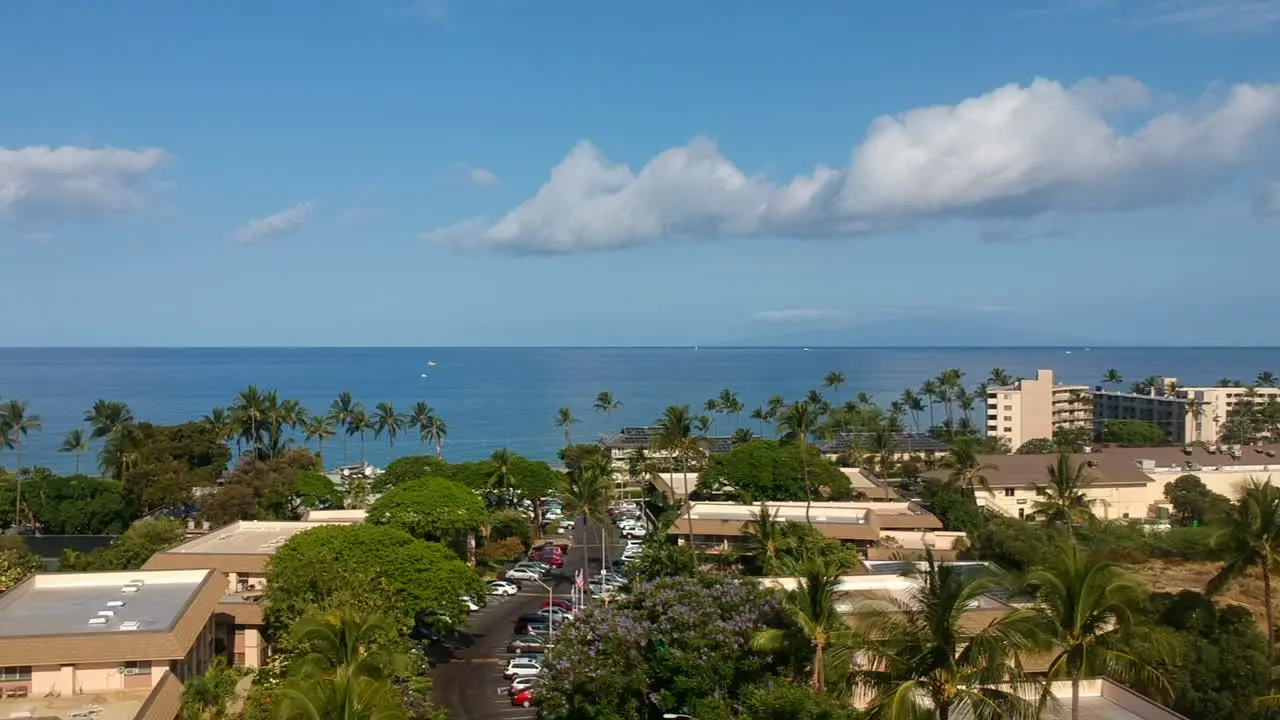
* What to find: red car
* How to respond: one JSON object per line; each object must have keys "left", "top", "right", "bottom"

{"left": 541, "top": 599, "right": 575, "bottom": 612}
{"left": 539, "top": 552, "right": 564, "bottom": 567}
{"left": 512, "top": 689, "right": 535, "bottom": 708}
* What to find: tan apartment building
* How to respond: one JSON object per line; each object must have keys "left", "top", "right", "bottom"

{"left": 0, "top": 568, "right": 224, "bottom": 720}
{"left": 1174, "top": 385, "right": 1280, "bottom": 443}
{"left": 962, "top": 444, "right": 1280, "bottom": 521}
{"left": 986, "top": 370, "right": 1092, "bottom": 450}
{"left": 666, "top": 501, "right": 965, "bottom": 559}
{"left": 142, "top": 520, "right": 349, "bottom": 668}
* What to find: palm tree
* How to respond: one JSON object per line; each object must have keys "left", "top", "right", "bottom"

{"left": 329, "top": 392, "right": 362, "bottom": 465}
{"left": 422, "top": 414, "right": 448, "bottom": 459}
{"left": 201, "top": 407, "right": 237, "bottom": 454}
{"left": 303, "top": 414, "right": 337, "bottom": 467}
{"left": 372, "top": 402, "right": 404, "bottom": 457}
{"left": 231, "top": 385, "right": 268, "bottom": 457}
{"left": 938, "top": 435, "right": 999, "bottom": 496}
{"left": 84, "top": 399, "right": 134, "bottom": 440}
{"left": 920, "top": 378, "right": 939, "bottom": 429}
{"left": 731, "top": 428, "right": 755, "bottom": 446}
{"left": 740, "top": 504, "right": 789, "bottom": 575}
{"left": 777, "top": 400, "right": 820, "bottom": 527}
{"left": 749, "top": 406, "right": 768, "bottom": 434}
{"left": 1101, "top": 368, "right": 1123, "bottom": 389}
{"left": 563, "top": 453, "right": 612, "bottom": 576}
{"left": 988, "top": 367, "right": 1014, "bottom": 387}
{"left": 593, "top": 391, "right": 621, "bottom": 421}
{"left": 899, "top": 389, "right": 924, "bottom": 433}
{"left": 1027, "top": 543, "right": 1169, "bottom": 720}
{"left": 1208, "top": 478, "right": 1280, "bottom": 648}
{"left": 346, "top": 408, "right": 372, "bottom": 463}
{"left": 716, "top": 388, "right": 743, "bottom": 429}
{"left": 274, "top": 610, "right": 407, "bottom": 720}
{"left": 58, "top": 429, "right": 91, "bottom": 475}
{"left": 652, "top": 405, "right": 699, "bottom": 547}
{"left": 405, "top": 402, "right": 434, "bottom": 449}
{"left": 180, "top": 657, "right": 248, "bottom": 720}
{"left": 1258, "top": 371, "right": 1278, "bottom": 388}
{"left": 751, "top": 555, "right": 855, "bottom": 692}
{"left": 0, "top": 399, "right": 41, "bottom": 529}
{"left": 553, "top": 407, "right": 579, "bottom": 446}
{"left": 0, "top": 400, "right": 42, "bottom": 465}
{"left": 853, "top": 554, "right": 1042, "bottom": 720}
{"left": 693, "top": 414, "right": 713, "bottom": 437}
{"left": 823, "top": 371, "right": 846, "bottom": 402}
{"left": 626, "top": 447, "right": 665, "bottom": 500}
{"left": 489, "top": 448, "right": 516, "bottom": 505}
{"left": 1030, "top": 453, "right": 1096, "bottom": 533}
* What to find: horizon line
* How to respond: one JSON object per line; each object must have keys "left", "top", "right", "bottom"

{"left": 3, "top": 345, "right": 1280, "bottom": 351}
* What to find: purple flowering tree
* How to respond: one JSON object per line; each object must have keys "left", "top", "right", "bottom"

{"left": 536, "top": 575, "right": 783, "bottom": 720}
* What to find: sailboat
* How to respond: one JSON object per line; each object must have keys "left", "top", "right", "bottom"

{"left": 427, "top": 361, "right": 437, "bottom": 366}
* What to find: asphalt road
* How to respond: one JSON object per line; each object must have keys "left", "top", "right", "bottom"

{"left": 433, "top": 523, "right": 622, "bottom": 720}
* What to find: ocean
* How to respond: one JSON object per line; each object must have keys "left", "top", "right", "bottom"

{"left": 2, "top": 346, "right": 1280, "bottom": 474}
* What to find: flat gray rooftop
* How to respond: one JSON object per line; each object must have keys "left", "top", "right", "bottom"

{"left": 167, "top": 520, "right": 337, "bottom": 555}
{"left": 0, "top": 570, "right": 208, "bottom": 637}
{"left": 1065, "top": 697, "right": 1149, "bottom": 720}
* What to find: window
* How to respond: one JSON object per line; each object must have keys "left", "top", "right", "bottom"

{"left": 1003, "top": 405, "right": 1013, "bottom": 411}
{"left": 0, "top": 667, "right": 30, "bottom": 682}
{"left": 1003, "top": 488, "right": 1015, "bottom": 497}
{"left": 1003, "top": 426, "right": 1012, "bottom": 433}
{"left": 123, "top": 661, "right": 151, "bottom": 676}
{"left": 1018, "top": 508, "right": 1025, "bottom": 520}
{"left": 1003, "top": 415, "right": 1012, "bottom": 421}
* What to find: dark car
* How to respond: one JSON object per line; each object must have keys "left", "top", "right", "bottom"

{"left": 507, "top": 634, "right": 549, "bottom": 653}
{"left": 516, "top": 620, "right": 554, "bottom": 635}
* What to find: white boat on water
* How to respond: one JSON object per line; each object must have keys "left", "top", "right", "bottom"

{"left": 427, "top": 361, "right": 437, "bottom": 366}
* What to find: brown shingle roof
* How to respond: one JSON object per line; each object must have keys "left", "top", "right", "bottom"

{"left": 668, "top": 516, "right": 880, "bottom": 541}
{"left": 932, "top": 453, "right": 1153, "bottom": 489}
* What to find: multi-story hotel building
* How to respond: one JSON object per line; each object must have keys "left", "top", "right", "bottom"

{"left": 1174, "top": 385, "right": 1280, "bottom": 444}
{"left": 985, "top": 370, "right": 1093, "bottom": 450}
{"left": 1091, "top": 384, "right": 1188, "bottom": 443}
{"left": 0, "top": 568, "right": 223, "bottom": 720}
{"left": 142, "top": 520, "right": 355, "bottom": 668}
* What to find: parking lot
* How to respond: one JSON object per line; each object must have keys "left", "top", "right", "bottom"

{"left": 433, "top": 512, "right": 645, "bottom": 720}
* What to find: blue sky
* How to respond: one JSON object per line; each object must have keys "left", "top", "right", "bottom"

{"left": 2, "top": 0, "right": 1279, "bottom": 347}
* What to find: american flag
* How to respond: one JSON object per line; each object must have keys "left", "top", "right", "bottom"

{"left": 574, "top": 569, "right": 584, "bottom": 588}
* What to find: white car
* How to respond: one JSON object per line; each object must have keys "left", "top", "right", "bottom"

{"left": 621, "top": 526, "right": 648, "bottom": 539}
{"left": 460, "top": 596, "right": 481, "bottom": 612}
{"left": 488, "top": 580, "right": 519, "bottom": 597}
{"left": 506, "top": 568, "right": 541, "bottom": 582}
{"left": 504, "top": 659, "right": 543, "bottom": 679}
{"left": 509, "top": 676, "right": 538, "bottom": 695}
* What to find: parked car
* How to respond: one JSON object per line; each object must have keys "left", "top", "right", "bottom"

{"left": 518, "top": 620, "right": 554, "bottom": 635}
{"left": 540, "top": 599, "right": 575, "bottom": 612}
{"left": 488, "top": 580, "right": 519, "bottom": 596}
{"left": 504, "top": 658, "right": 543, "bottom": 679}
{"left": 509, "top": 676, "right": 538, "bottom": 695}
{"left": 506, "top": 567, "right": 541, "bottom": 582}
{"left": 507, "top": 634, "right": 550, "bottom": 653}
{"left": 539, "top": 551, "right": 564, "bottom": 568}
{"left": 531, "top": 606, "right": 572, "bottom": 621}
{"left": 512, "top": 688, "right": 536, "bottom": 708}
{"left": 460, "top": 596, "right": 481, "bottom": 612}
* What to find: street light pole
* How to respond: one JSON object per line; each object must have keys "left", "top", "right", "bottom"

{"left": 536, "top": 578, "right": 555, "bottom": 642}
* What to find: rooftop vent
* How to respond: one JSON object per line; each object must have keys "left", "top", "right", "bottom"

{"left": 106, "top": 600, "right": 125, "bottom": 608}
{"left": 119, "top": 621, "right": 140, "bottom": 631}
{"left": 97, "top": 610, "right": 115, "bottom": 617}
{"left": 121, "top": 585, "right": 140, "bottom": 593}
{"left": 87, "top": 617, "right": 109, "bottom": 626}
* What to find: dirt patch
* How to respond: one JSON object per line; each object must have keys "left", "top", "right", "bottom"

{"left": 1126, "top": 559, "right": 1270, "bottom": 624}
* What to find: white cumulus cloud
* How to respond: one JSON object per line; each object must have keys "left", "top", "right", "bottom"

{"left": 234, "top": 202, "right": 314, "bottom": 244}
{"left": 426, "top": 77, "right": 1280, "bottom": 253}
{"left": 469, "top": 167, "right": 498, "bottom": 186}
{"left": 754, "top": 308, "right": 844, "bottom": 323}
{"left": 0, "top": 145, "right": 169, "bottom": 220}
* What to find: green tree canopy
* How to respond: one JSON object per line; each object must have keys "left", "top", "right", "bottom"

{"left": 376, "top": 455, "right": 450, "bottom": 492}
{"left": 1100, "top": 419, "right": 1168, "bottom": 446}
{"left": 366, "top": 477, "right": 489, "bottom": 543}
{"left": 1162, "top": 474, "right": 1230, "bottom": 527}
{"left": 1015, "top": 438, "right": 1058, "bottom": 454}
{"left": 696, "top": 440, "right": 853, "bottom": 503}
{"left": 196, "top": 450, "right": 329, "bottom": 524}
{"left": 0, "top": 537, "right": 43, "bottom": 592}
{"left": 919, "top": 478, "right": 984, "bottom": 534}
{"left": 264, "top": 523, "right": 484, "bottom": 634}
{"left": 0, "top": 469, "right": 133, "bottom": 534}
{"left": 60, "top": 519, "right": 187, "bottom": 571}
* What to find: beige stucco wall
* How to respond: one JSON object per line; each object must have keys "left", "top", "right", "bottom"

{"left": 878, "top": 529, "right": 966, "bottom": 550}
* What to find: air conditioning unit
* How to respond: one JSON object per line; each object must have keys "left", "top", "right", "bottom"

{"left": 121, "top": 667, "right": 146, "bottom": 676}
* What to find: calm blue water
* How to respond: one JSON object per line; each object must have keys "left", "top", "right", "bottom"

{"left": 2, "top": 347, "right": 1280, "bottom": 473}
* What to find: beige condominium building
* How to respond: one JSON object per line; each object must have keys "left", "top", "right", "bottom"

{"left": 142, "top": 520, "right": 351, "bottom": 668}
{"left": 1174, "top": 384, "right": 1280, "bottom": 443}
{"left": 1091, "top": 383, "right": 1187, "bottom": 443}
{"left": 0, "top": 568, "right": 223, "bottom": 720}
{"left": 986, "top": 370, "right": 1092, "bottom": 450}
{"left": 667, "top": 501, "right": 966, "bottom": 560}
{"left": 965, "top": 443, "right": 1280, "bottom": 521}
